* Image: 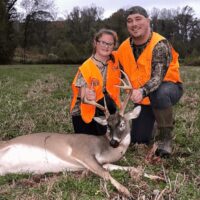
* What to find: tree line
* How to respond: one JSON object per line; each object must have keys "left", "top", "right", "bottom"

{"left": 0, "top": 0, "right": 200, "bottom": 65}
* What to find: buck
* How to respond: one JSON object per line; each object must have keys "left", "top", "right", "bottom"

{"left": 0, "top": 71, "right": 141, "bottom": 197}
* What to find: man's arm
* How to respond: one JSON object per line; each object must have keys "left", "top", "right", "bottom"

{"left": 141, "top": 40, "right": 172, "bottom": 97}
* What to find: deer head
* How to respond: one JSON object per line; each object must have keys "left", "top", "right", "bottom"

{"left": 88, "top": 70, "right": 141, "bottom": 148}
{"left": 94, "top": 103, "right": 141, "bottom": 148}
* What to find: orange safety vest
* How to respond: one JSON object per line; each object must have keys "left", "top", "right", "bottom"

{"left": 70, "top": 52, "right": 121, "bottom": 123}
{"left": 117, "top": 32, "right": 182, "bottom": 105}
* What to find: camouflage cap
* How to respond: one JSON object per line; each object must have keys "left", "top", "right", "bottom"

{"left": 125, "top": 6, "right": 148, "bottom": 18}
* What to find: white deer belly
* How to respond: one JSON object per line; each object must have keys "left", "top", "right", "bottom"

{"left": 0, "top": 144, "right": 84, "bottom": 175}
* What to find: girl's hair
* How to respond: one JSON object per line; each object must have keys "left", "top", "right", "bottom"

{"left": 93, "top": 28, "right": 118, "bottom": 56}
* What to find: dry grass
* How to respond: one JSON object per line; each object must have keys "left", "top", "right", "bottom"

{"left": 0, "top": 65, "right": 199, "bottom": 200}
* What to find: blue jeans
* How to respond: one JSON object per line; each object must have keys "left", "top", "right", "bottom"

{"left": 131, "top": 82, "right": 183, "bottom": 144}
{"left": 149, "top": 82, "right": 183, "bottom": 109}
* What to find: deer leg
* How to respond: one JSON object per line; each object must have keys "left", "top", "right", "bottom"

{"left": 79, "top": 157, "right": 132, "bottom": 197}
{"left": 108, "top": 174, "right": 131, "bottom": 197}
{"left": 103, "top": 163, "right": 140, "bottom": 173}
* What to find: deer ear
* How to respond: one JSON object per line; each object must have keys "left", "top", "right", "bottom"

{"left": 124, "top": 106, "right": 141, "bottom": 120}
{"left": 93, "top": 116, "right": 108, "bottom": 126}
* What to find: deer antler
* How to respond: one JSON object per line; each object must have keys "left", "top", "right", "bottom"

{"left": 103, "top": 96, "right": 110, "bottom": 119}
{"left": 81, "top": 85, "right": 110, "bottom": 119}
{"left": 82, "top": 96, "right": 105, "bottom": 111}
{"left": 82, "top": 97, "right": 110, "bottom": 119}
{"left": 115, "top": 70, "right": 133, "bottom": 116}
{"left": 116, "top": 70, "right": 132, "bottom": 90}
{"left": 82, "top": 70, "right": 133, "bottom": 118}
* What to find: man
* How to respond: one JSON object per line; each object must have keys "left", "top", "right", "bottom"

{"left": 117, "top": 6, "right": 183, "bottom": 158}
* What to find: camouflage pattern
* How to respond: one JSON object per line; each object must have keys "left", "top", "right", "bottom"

{"left": 130, "top": 32, "right": 172, "bottom": 97}
{"left": 71, "top": 58, "right": 107, "bottom": 116}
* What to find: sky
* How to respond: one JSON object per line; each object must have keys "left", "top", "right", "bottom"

{"left": 54, "top": 0, "right": 200, "bottom": 19}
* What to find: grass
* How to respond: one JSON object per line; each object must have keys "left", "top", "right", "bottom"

{"left": 0, "top": 64, "right": 199, "bottom": 200}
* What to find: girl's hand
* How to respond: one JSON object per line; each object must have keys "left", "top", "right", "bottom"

{"left": 81, "top": 87, "right": 96, "bottom": 101}
{"left": 85, "top": 87, "right": 96, "bottom": 101}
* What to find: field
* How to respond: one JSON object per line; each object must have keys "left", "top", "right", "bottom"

{"left": 0, "top": 64, "right": 199, "bottom": 200}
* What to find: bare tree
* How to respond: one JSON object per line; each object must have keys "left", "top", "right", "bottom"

{"left": 175, "top": 6, "right": 196, "bottom": 42}
{"left": 19, "top": 0, "right": 55, "bottom": 62}
{"left": 0, "top": 0, "right": 18, "bottom": 63}
{"left": 173, "top": 6, "right": 198, "bottom": 56}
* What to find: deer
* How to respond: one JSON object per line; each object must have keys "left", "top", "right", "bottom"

{"left": 0, "top": 70, "right": 141, "bottom": 198}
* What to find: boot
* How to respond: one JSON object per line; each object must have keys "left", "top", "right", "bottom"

{"left": 153, "top": 107, "right": 174, "bottom": 158}
{"left": 155, "top": 127, "right": 173, "bottom": 158}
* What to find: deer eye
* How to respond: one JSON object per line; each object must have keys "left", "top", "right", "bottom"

{"left": 119, "top": 120, "right": 125, "bottom": 131}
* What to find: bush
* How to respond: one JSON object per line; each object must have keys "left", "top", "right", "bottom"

{"left": 184, "top": 56, "right": 200, "bottom": 66}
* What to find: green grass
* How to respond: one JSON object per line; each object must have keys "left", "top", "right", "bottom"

{"left": 0, "top": 65, "right": 199, "bottom": 199}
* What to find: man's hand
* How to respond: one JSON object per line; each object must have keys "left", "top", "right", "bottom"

{"left": 130, "top": 89, "right": 143, "bottom": 103}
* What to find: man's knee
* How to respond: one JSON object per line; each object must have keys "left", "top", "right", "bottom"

{"left": 150, "top": 86, "right": 171, "bottom": 109}
{"left": 149, "top": 82, "right": 182, "bottom": 109}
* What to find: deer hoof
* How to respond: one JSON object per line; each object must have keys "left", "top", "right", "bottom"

{"left": 119, "top": 186, "right": 131, "bottom": 198}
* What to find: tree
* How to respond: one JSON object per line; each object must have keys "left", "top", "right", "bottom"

{"left": 19, "top": 0, "right": 55, "bottom": 62}
{"left": 64, "top": 6, "right": 104, "bottom": 60}
{"left": 0, "top": 0, "right": 18, "bottom": 64}
{"left": 104, "top": 9, "right": 128, "bottom": 44}
{"left": 150, "top": 6, "right": 199, "bottom": 58}
{"left": 174, "top": 6, "right": 198, "bottom": 57}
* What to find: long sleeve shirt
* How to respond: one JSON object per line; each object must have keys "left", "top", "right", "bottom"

{"left": 130, "top": 33, "right": 172, "bottom": 97}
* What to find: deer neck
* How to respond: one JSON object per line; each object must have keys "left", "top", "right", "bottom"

{"left": 121, "top": 133, "right": 131, "bottom": 147}
{"left": 105, "top": 132, "right": 111, "bottom": 141}
{"left": 96, "top": 133, "right": 131, "bottom": 164}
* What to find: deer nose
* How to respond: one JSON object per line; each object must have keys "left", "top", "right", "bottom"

{"left": 110, "top": 139, "right": 119, "bottom": 148}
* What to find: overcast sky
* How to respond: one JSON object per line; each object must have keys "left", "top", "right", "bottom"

{"left": 54, "top": 0, "right": 200, "bottom": 18}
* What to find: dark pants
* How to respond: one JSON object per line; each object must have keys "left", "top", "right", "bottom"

{"left": 131, "top": 105, "right": 155, "bottom": 144}
{"left": 131, "top": 82, "right": 183, "bottom": 144}
{"left": 72, "top": 115, "right": 107, "bottom": 135}
{"left": 72, "top": 92, "right": 117, "bottom": 136}
{"left": 149, "top": 82, "right": 183, "bottom": 109}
